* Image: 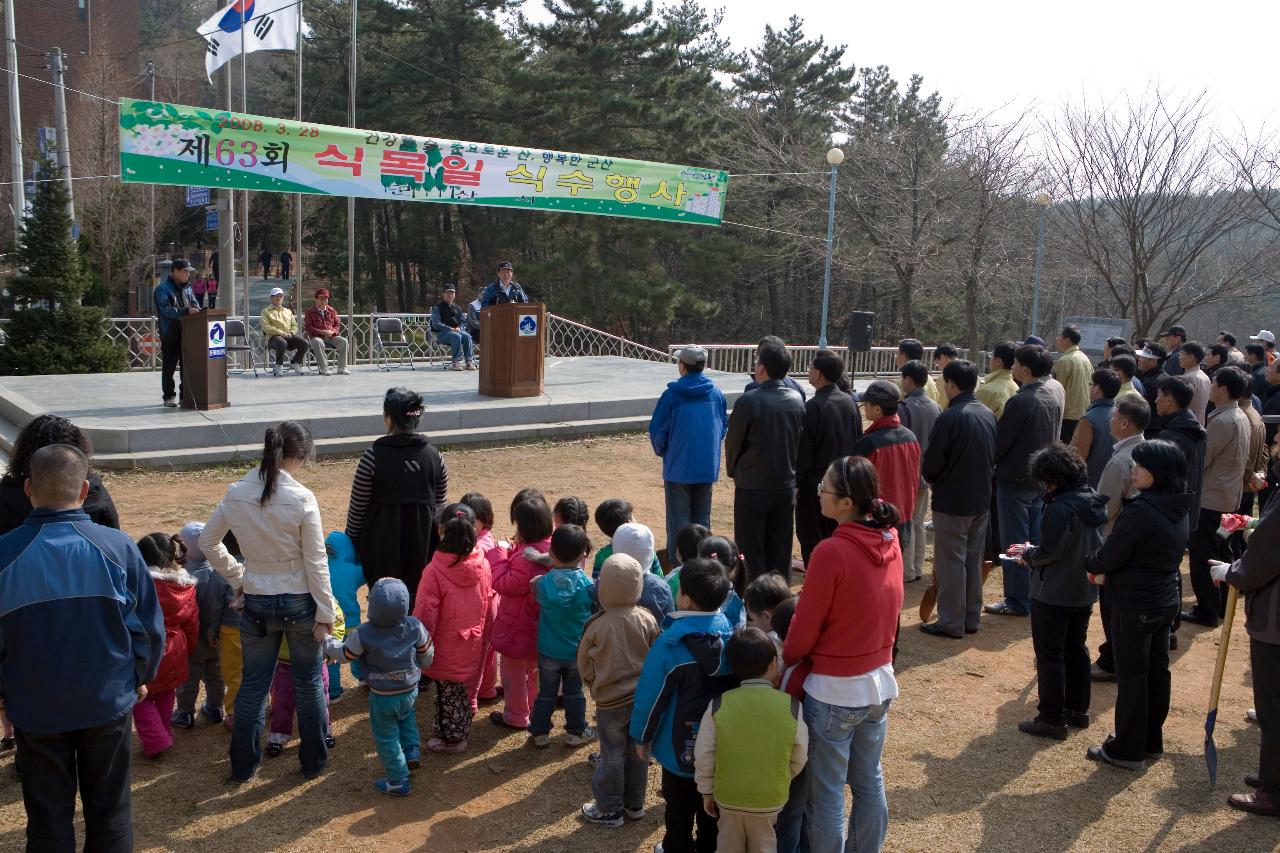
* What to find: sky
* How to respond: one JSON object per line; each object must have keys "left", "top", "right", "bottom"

{"left": 517, "top": 0, "right": 1280, "bottom": 138}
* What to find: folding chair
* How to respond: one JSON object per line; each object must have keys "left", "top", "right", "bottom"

{"left": 374, "top": 316, "right": 415, "bottom": 371}
{"left": 225, "top": 318, "right": 260, "bottom": 377}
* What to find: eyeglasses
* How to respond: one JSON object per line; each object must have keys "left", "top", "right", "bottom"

{"left": 817, "top": 483, "right": 844, "bottom": 498}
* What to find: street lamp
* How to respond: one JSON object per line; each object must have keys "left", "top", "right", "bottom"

{"left": 818, "top": 146, "right": 844, "bottom": 349}
{"left": 1029, "top": 192, "right": 1051, "bottom": 340}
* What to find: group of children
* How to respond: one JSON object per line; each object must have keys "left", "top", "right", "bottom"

{"left": 135, "top": 489, "right": 814, "bottom": 851}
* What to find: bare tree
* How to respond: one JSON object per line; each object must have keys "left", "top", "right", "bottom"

{"left": 1043, "top": 87, "right": 1276, "bottom": 338}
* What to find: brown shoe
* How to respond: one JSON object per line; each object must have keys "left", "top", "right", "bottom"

{"left": 1228, "top": 788, "right": 1280, "bottom": 817}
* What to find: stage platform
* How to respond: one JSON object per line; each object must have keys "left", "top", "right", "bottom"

{"left": 0, "top": 357, "right": 748, "bottom": 469}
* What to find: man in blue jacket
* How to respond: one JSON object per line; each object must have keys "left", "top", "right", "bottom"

{"left": 649, "top": 345, "right": 728, "bottom": 566}
{"left": 0, "top": 444, "right": 165, "bottom": 852}
{"left": 154, "top": 258, "right": 200, "bottom": 407}
{"left": 479, "top": 261, "right": 530, "bottom": 308}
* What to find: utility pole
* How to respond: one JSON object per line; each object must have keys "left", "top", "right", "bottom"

{"left": 5, "top": 0, "right": 23, "bottom": 244}
{"left": 49, "top": 48, "right": 75, "bottom": 230}
{"left": 145, "top": 59, "right": 155, "bottom": 295}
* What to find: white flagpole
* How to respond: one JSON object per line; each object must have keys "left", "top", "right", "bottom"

{"left": 240, "top": 7, "right": 251, "bottom": 328}
{"left": 346, "top": 0, "right": 356, "bottom": 328}
{"left": 293, "top": 0, "right": 303, "bottom": 311}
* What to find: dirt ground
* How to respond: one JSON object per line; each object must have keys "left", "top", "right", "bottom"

{"left": 0, "top": 434, "right": 1272, "bottom": 852}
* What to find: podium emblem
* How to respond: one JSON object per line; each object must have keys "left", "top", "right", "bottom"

{"left": 518, "top": 314, "right": 537, "bottom": 337}
{"left": 208, "top": 321, "right": 227, "bottom": 359}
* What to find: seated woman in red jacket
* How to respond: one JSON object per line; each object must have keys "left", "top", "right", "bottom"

{"left": 783, "top": 456, "right": 904, "bottom": 853}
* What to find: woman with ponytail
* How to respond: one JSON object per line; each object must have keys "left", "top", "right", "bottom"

{"left": 345, "top": 387, "right": 448, "bottom": 603}
{"left": 782, "top": 456, "right": 904, "bottom": 853}
{"left": 199, "top": 421, "right": 335, "bottom": 783}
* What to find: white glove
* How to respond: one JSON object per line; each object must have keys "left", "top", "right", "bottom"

{"left": 1209, "top": 560, "right": 1230, "bottom": 584}
{"left": 321, "top": 635, "right": 345, "bottom": 663}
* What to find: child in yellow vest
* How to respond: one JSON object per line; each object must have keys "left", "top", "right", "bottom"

{"left": 694, "top": 627, "right": 808, "bottom": 853}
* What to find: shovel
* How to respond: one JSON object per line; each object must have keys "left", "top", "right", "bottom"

{"left": 1204, "top": 584, "right": 1240, "bottom": 787}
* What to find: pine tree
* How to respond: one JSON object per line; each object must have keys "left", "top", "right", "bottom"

{"left": 0, "top": 159, "right": 128, "bottom": 375}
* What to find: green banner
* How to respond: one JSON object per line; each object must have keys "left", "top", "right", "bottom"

{"left": 118, "top": 98, "right": 728, "bottom": 226}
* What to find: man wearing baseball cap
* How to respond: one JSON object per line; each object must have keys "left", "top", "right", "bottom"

{"left": 154, "top": 258, "right": 201, "bottom": 407}
{"left": 430, "top": 284, "right": 475, "bottom": 371}
{"left": 851, "top": 379, "right": 920, "bottom": 565}
{"left": 1160, "top": 324, "right": 1187, "bottom": 376}
{"left": 480, "top": 261, "right": 529, "bottom": 308}
{"left": 261, "top": 287, "right": 307, "bottom": 377}
{"left": 1251, "top": 329, "right": 1277, "bottom": 366}
{"left": 303, "top": 288, "right": 349, "bottom": 375}
{"left": 648, "top": 345, "right": 728, "bottom": 565}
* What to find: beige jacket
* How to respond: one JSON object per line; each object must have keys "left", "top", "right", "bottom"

{"left": 1201, "top": 400, "right": 1251, "bottom": 513}
{"left": 260, "top": 305, "right": 297, "bottom": 338}
{"left": 1098, "top": 435, "right": 1143, "bottom": 535}
{"left": 577, "top": 554, "right": 659, "bottom": 710}
{"left": 1052, "top": 346, "right": 1094, "bottom": 421}
{"left": 1242, "top": 400, "right": 1268, "bottom": 491}
{"left": 198, "top": 468, "right": 335, "bottom": 624}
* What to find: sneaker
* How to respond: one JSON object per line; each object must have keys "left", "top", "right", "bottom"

{"left": 200, "top": 703, "right": 224, "bottom": 724}
{"left": 273, "top": 363, "right": 284, "bottom": 377}
{"left": 162, "top": 397, "right": 177, "bottom": 408}
{"left": 565, "top": 726, "right": 596, "bottom": 747}
{"left": 405, "top": 748, "right": 422, "bottom": 770}
{"left": 426, "top": 738, "right": 468, "bottom": 754}
{"left": 586, "top": 752, "right": 602, "bottom": 768}
{"left": 266, "top": 742, "right": 284, "bottom": 758}
{"left": 171, "top": 710, "right": 196, "bottom": 730}
{"left": 624, "top": 806, "right": 646, "bottom": 820}
{"left": 1066, "top": 711, "right": 1090, "bottom": 730}
{"left": 1090, "top": 663, "right": 1117, "bottom": 682}
{"left": 983, "top": 600, "right": 1027, "bottom": 616}
{"left": 325, "top": 735, "right": 337, "bottom": 749}
{"left": 530, "top": 734, "right": 551, "bottom": 749}
{"left": 375, "top": 777, "right": 412, "bottom": 797}
{"left": 489, "top": 711, "right": 525, "bottom": 730}
{"left": 339, "top": 367, "right": 351, "bottom": 375}
{"left": 450, "top": 361, "right": 465, "bottom": 371}
{"left": 919, "top": 621, "right": 962, "bottom": 640}
{"left": 1247, "top": 708, "right": 1258, "bottom": 723}
{"left": 1018, "top": 718, "right": 1068, "bottom": 741}
{"left": 581, "top": 802, "right": 624, "bottom": 828}
{"left": 465, "top": 361, "right": 477, "bottom": 371}
{"left": 292, "top": 362, "right": 305, "bottom": 376}
{"left": 1086, "top": 743, "right": 1144, "bottom": 771}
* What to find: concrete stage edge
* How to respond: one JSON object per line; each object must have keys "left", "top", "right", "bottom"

{"left": 0, "top": 357, "right": 747, "bottom": 469}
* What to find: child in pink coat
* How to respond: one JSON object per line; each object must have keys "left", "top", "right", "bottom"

{"left": 462, "top": 492, "right": 505, "bottom": 708}
{"left": 488, "top": 494, "right": 553, "bottom": 730}
{"left": 414, "top": 503, "right": 493, "bottom": 753}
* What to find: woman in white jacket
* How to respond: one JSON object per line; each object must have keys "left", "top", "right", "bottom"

{"left": 200, "top": 421, "right": 335, "bottom": 783}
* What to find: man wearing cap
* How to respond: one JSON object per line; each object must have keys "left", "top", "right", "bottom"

{"left": 1136, "top": 341, "right": 1167, "bottom": 437}
{"left": 153, "top": 258, "right": 201, "bottom": 407}
{"left": 303, "top": 288, "right": 349, "bottom": 375}
{"left": 851, "top": 379, "right": 921, "bottom": 563}
{"left": 261, "top": 287, "right": 307, "bottom": 377}
{"left": 648, "top": 345, "right": 728, "bottom": 566}
{"left": 1161, "top": 324, "right": 1187, "bottom": 375}
{"left": 480, "top": 262, "right": 529, "bottom": 308}
{"left": 1251, "top": 329, "right": 1277, "bottom": 366}
{"left": 985, "top": 345, "right": 1062, "bottom": 617}
{"left": 430, "top": 284, "right": 475, "bottom": 371}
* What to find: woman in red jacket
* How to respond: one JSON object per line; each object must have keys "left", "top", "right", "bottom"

{"left": 783, "top": 456, "right": 904, "bottom": 853}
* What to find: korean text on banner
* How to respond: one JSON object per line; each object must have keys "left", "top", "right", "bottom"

{"left": 118, "top": 99, "right": 729, "bottom": 227}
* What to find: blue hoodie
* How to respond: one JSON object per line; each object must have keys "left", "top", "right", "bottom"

{"left": 341, "top": 578, "right": 433, "bottom": 695}
{"left": 534, "top": 567, "right": 594, "bottom": 660}
{"left": 325, "top": 531, "right": 365, "bottom": 630}
{"left": 0, "top": 508, "right": 165, "bottom": 734}
{"left": 630, "top": 610, "right": 735, "bottom": 777}
{"left": 649, "top": 372, "right": 729, "bottom": 484}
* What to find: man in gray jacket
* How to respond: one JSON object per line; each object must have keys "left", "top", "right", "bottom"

{"left": 986, "top": 345, "right": 1063, "bottom": 617}
{"left": 899, "top": 360, "right": 941, "bottom": 583}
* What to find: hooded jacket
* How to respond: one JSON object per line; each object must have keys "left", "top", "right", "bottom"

{"left": 783, "top": 521, "right": 903, "bottom": 677}
{"left": 534, "top": 565, "right": 594, "bottom": 660}
{"left": 1086, "top": 490, "right": 1191, "bottom": 611}
{"left": 343, "top": 578, "right": 433, "bottom": 695}
{"left": 148, "top": 566, "right": 200, "bottom": 694}
{"left": 490, "top": 536, "right": 550, "bottom": 660}
{"left": 578, "top": 555, "right": 660, "bottom": 710}
{"left": 1158, "top": 409, "right": 1206, "bottom": 528}
{"left": 851, "top": 415, "right": 920, "bottom": 522}
{"left": 648, "top": 371, "right": 729, "bottom": 485}
{"left": 1023, "top": 483, "right": 1108, "bottom": 608}
{"left": 179, "top": 522, "right": 232, "bottom": 645}
{"left": 325, "top": 530, "right": 365, "bottom": 633}
{"left": 630, "top": 610, "right": 735, "bottom": 778}
{"left": 1225, "top": 489, "right": 1280, "bottom": 645}
{"left": 413, "top": 546, "right": 492, "bottom": 682}
{"left": 0, "top": 473, "right": 120, "bottom": 536}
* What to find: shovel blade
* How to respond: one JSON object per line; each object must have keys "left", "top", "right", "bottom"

{"left": 1204, "top": 708, "right": 1219, "bottom": 787}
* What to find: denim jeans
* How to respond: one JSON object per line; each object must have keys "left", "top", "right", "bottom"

{"left": 437, "top": 329, "right": 474, "bottom": 363}
{"left": 664, "top": 481, "right": 714, "bottom": 567}
{"left": 995, "top": 483, "right": 1043, "bottom": 614}
{"left": 803, "top": 695, "right": 891, "bottom": 853}
{"left": 529, "top": 655, "right": 586, "bottom": 736}
{"left": 232, "top": 592, "right": 328, "bottom": 781}
{"left": 775, "top": 765, "right": 810, "bottom": 853}
{"left": 369, "top": 688, "right": 420, "bottom": 782}
{"left": 592, "top": 702, "right": 649, "bottom": 813}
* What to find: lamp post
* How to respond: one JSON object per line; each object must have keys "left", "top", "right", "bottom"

{"left": 818, "top": 147, "right": 844, "bottom": 349}
{"left": 1029, "top": 192, "right": 1051, "bottom": 339}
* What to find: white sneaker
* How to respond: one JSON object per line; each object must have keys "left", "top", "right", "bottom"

{"left": 339, "top": 367, "right": 351, "bottom": 375}
{"left": 1247, "top": 708, "right": 1258, "bottom": 722}
{"left": 292, "top": 363, "right": 305, "bottom": 376}
{"left": 273, "top": 363, "right": 283, "bottom": 377}
{"left": 624, "top": 806, "right": 645, "bottom": 820}
{"left": 318, "top": 367, "right": 330, "bottom": 376}
{"left": 565, "top": 726, "right": 595, "bottom": 746}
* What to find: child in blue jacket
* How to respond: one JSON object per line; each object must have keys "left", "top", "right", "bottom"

{"left": 630, "top": 558, "right": 735, "bottom": 853}
{"left": 530, "top": 524, "right": 596, "bottom": 748}
{"left": 325, "top": 531, "right": 365, "bottom": 693}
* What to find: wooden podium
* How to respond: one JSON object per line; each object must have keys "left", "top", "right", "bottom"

{"left": 478, "top": 302, "right": 546, "bottom": 398}
{"left": 180, "top": 309, "right": 229, "bottom": 410}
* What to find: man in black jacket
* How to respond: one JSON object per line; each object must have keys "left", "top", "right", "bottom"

{"left": 726, "top": 337, "right": 805, "bottom": 583}
{"left": 986, "top": 345, "right": 1063, "bottom": 617}
{"left": 1155, "top": 376, "right": 1206, "bottom": 529}
{"left": 920, "top": 360, "right": 997, "bottom": 639}
{"left": 795, "top": 350, "right": 862, "bottom": 566}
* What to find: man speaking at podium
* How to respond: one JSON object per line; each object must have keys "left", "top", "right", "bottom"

{"left": 154, "top": 258, "right": 200, "bottom": 408}
{"left": 480, "top": 261, "right": 529, "bottom": 307}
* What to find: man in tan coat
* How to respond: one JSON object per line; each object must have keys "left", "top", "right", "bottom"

{"left": 1052, "top": 324, "right": 1095, "bottom": 442}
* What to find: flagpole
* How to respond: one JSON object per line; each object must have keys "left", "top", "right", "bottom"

{"left": 293, "top": 0, "right": 304, "bottom": 312}
{"left": 346, "top": 0, "right": 357, "bottom": 329}
{"left": 221, "top": 61, "right": 236, "bottom": 327}
{"left": 240, "top": 7, "right": 251, "bottom": 329}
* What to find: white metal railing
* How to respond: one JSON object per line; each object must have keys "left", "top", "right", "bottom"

{"left": 667, "top": 344, "right": 990, "bottom": 376}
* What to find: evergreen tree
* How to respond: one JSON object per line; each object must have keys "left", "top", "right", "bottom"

{"left": 0, "top": 161, "right": 128, "bottom": 375}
